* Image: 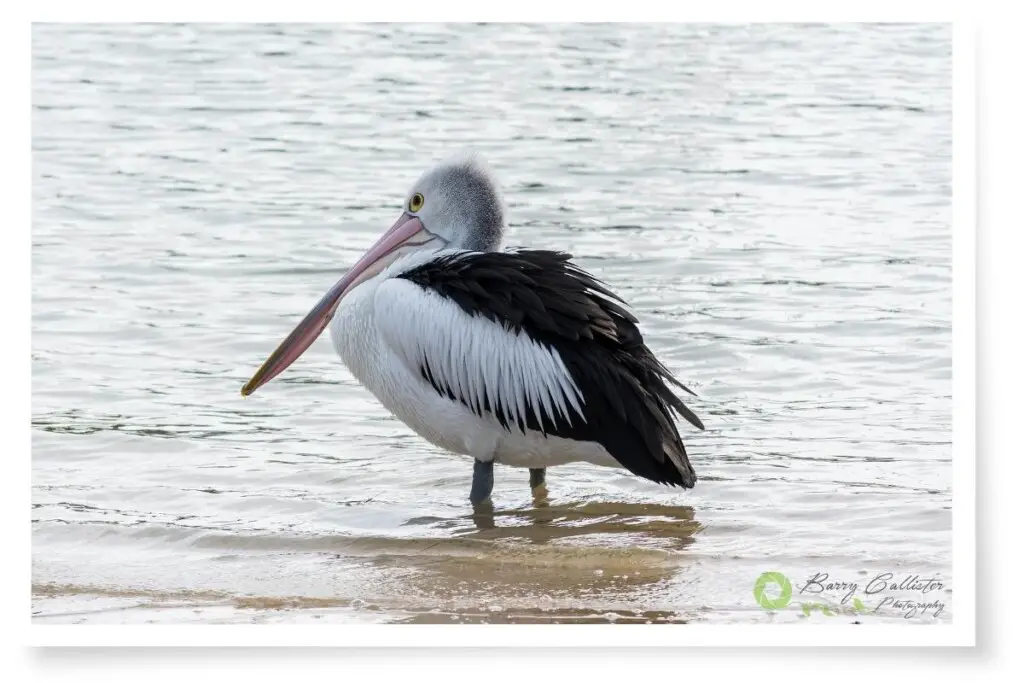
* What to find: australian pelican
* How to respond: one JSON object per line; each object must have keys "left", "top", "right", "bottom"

{"left": 241, "top": 155, "right": 705, "bottom": 505}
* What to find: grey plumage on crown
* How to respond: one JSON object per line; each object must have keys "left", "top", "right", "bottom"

{"left": 409, "top": 153, "right": 507, "bottom": 253}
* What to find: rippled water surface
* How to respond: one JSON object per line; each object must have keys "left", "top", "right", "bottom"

{"left": 32, "top": 23, "right": 953, "bottom": 624}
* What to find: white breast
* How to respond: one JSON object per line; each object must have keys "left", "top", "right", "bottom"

{"left": 328, "top": 272, "right": 619, "bottom": 471}
{"left": 329, "top": 276, "right": 499, "bottom": 459}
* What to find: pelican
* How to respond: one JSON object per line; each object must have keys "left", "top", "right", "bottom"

{"left": 241, "top": 154, "right": 705, "bottom": 505}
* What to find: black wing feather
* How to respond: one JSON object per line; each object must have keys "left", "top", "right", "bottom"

{"left": 398, "top": 249, "right": 704, "bottom": 488}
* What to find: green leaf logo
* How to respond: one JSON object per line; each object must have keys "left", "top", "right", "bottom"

{"left": 754, "top": 572, "right": 793, "bottom": 610}
{"left": 853, "top": 598, "right": 866, "bottom": 612}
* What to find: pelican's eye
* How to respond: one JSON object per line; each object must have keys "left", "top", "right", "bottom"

{"left": 408, "top": 193, "right": 425, "bottom": 213}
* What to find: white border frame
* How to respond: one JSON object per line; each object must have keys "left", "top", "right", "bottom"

{"left": 19, "top": 18, "right": 974, "bottom": 648}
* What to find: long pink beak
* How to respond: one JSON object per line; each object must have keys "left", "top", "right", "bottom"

{"left": 241, "top": 213, "right": 433, "bottom": 397}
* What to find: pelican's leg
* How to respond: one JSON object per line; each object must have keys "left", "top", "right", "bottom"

{"left": 529, "top": 467, "right": 549, "bottom": 508}
{"left": 470, "top": 459, "right": 494, "bottom": 505}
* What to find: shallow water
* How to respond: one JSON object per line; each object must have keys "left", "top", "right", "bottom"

{"left": 32, "top": 23, "right": 953, "bottom": 624}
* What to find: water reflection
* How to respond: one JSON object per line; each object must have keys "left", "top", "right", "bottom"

{"left": 456, "top": 500, "right": 701, "bottom": 550}
{"left": 338, "top": 500, "right": 705, "bottom": 623}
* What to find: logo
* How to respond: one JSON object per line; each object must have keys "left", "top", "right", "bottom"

{"left": 752, "top": 571, "right": 945, "bottom": 619}
{"left": 753, "top": 571, "right": 792, "bottom": 610}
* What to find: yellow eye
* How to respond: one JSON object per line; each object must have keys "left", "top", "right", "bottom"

{"left": 408, "top": 193, "right": 424, "bottom": 212}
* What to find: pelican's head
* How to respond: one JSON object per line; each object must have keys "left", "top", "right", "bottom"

{"left": 404, "top": 154, "right": 506, "bottom": 252}
{"left": 241, "top": 153, "right": 506, "bottom": 397}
